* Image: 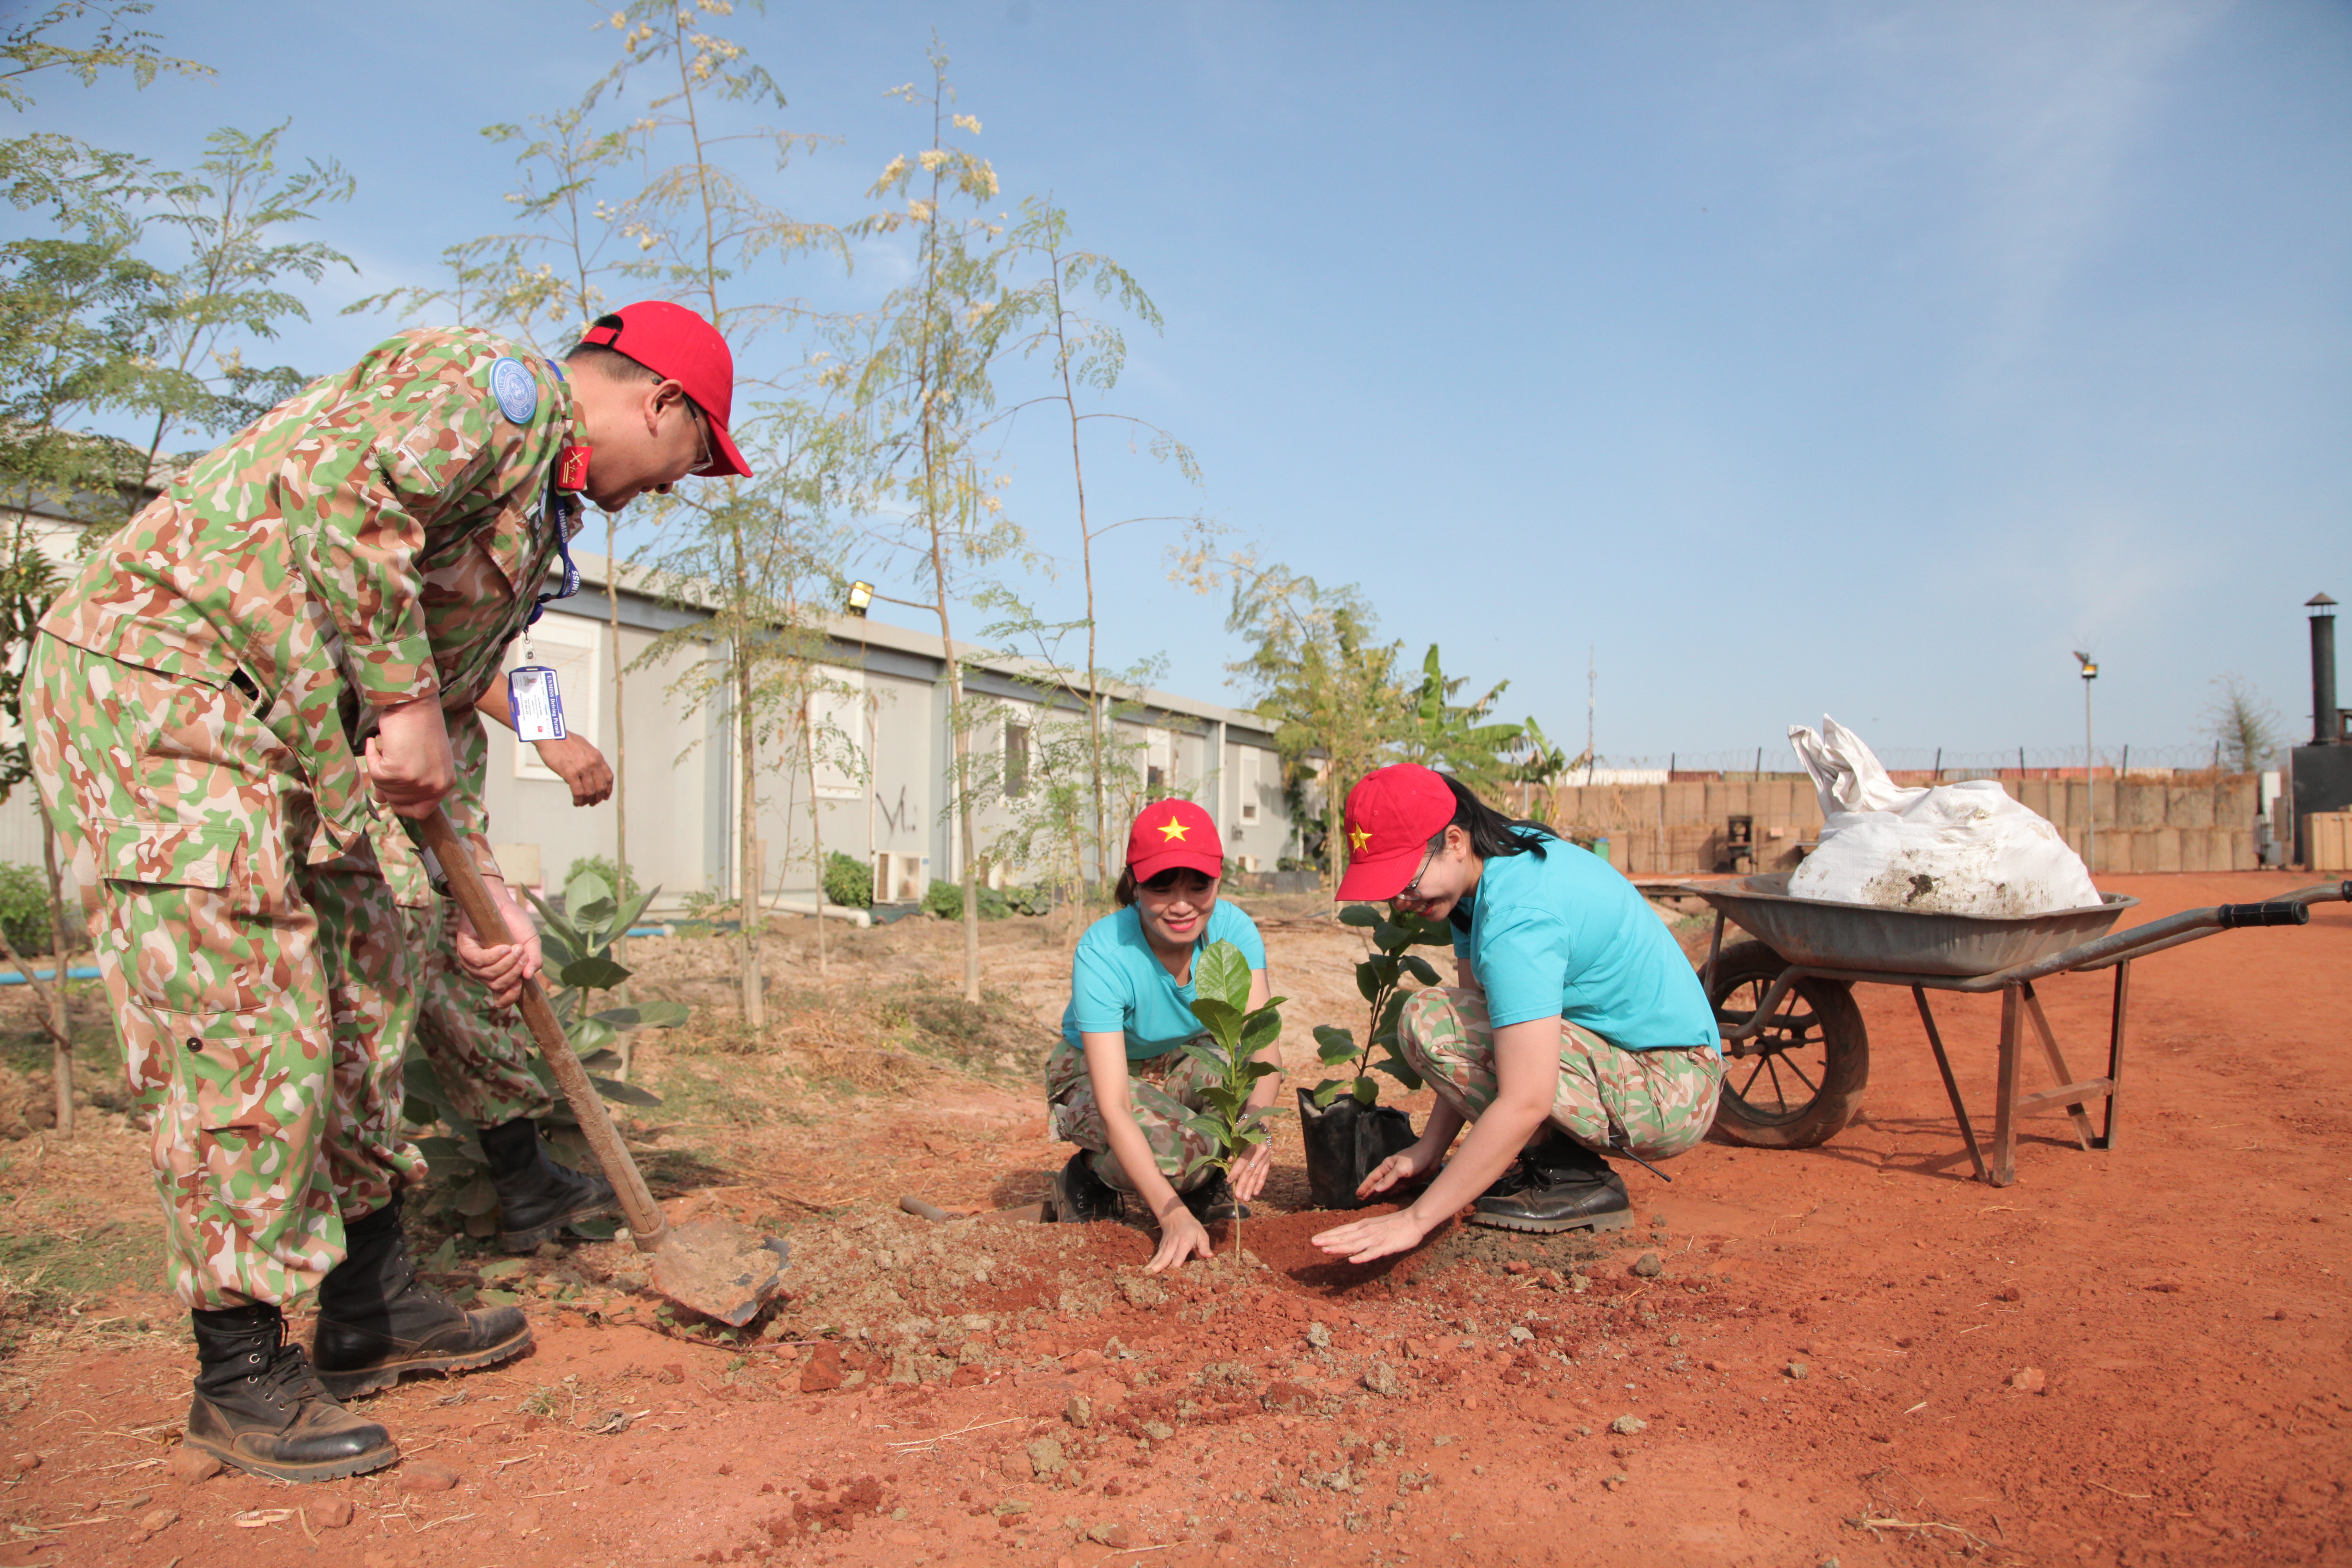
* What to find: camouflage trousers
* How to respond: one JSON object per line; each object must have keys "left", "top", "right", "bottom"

{"left": 1399, "top": 988, "right": 1724, "bottom": 1162}
{"left": 1043, "top": 1039, "right": 1219, "bottom": 1194}
{"left": 28, "top": 637, "right": 425, "bottom": 1311}
{"left": 407, "top": 899, "right": 552, "bottom": 1130}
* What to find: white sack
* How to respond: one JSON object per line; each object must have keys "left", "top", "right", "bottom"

{"left": 1784, "top": 716, "right": 2100, "bottom": 918}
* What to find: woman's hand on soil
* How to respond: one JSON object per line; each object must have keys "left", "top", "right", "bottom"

{"left": 1356, "top": 1142, "right": 1440, "bottom": 1200}
{"left": 1145, "top": 1209, "right": 1215, "bottom": 1274}
{"left": 1309, "top": 1207, "right": 1433, "bottom": 1266}
{"left": 1229, "top": 1141, "right": 1274, "bottom": 1203}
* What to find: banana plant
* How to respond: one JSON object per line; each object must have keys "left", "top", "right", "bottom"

{"left": 406, "top": 868, "right": 686, "bottom": 1235}
{"left": 1180, "top": 939, "right": 1284, "bottom": 1247}
{"left": 1305, "top": 904, "right": 1453, "bottom": 1108}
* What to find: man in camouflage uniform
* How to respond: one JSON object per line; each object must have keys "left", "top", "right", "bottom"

{"left": 409, "top": 679, "right": 619, "bottom": 1254}
{"left": 30, "top": 300, "right": 748, "bottom": 1481}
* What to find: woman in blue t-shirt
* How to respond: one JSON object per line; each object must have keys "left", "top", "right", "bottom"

{"left": 1045, "top": 799, "right": 1278, "bottom": 1272}
{"left": 1313, "top": 764, "right": 1723, "bottom": 1266}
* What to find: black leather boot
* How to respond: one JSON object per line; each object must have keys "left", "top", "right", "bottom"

{"left": 1053, "top": 1152, "right": 1124, "bottom": 1224}
{"left": 311, "top": 1194, "right": 533, "bottom": 1399}
{"left": 186, "top": 1303, "right": 397, "bottom": 1482}
{"left": 1469, "top": 1130, "right": 1633, "bottom": 1233}
{"left": 1181, "top": 1168, "right": 1251, "bottom": 1223}
{"left": 479, "top": 1117, "right": 619, "bottom": 1253}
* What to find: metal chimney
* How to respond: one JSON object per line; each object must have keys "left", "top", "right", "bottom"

{"left": 2311, "top": 594, "right": 2339, "bottom": 745}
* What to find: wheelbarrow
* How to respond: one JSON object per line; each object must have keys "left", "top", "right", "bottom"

{"left": 1664, "top": 874, "right": 2350, "bottom": 1186}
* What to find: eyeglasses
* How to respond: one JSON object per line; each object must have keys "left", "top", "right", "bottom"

{"left": 652, "top": 396, "right": 712, "bottom": 496}
{"left": 1394, "top": 840, "right": 1441, "bottom": 907}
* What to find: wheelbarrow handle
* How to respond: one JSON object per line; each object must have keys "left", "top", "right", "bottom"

{"left": 417, "top": 807, "right": 670, "bottom": 1253}
{"left": 2216, "top": 901, "right": 2312, "bottom": 928}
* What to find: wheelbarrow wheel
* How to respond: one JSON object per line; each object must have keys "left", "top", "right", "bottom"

{"left": 1705, "top": 941, "right": 1868, "bottom": 1150}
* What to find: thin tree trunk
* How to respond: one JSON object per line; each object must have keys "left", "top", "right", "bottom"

{"left": 804, "top": 693, "right": 826, "bottom": 980}
{"left": 38, "top": 818, "right": 70, "bottom": 1137}
{"left": 736, "top": 647, "right": 764, "bottom": 1030}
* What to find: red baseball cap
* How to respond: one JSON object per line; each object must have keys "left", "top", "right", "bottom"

{"left": 1125, "top": 799, "right": 1224, "bottom": 882}
{"left": 580, "top": 301, "right": 753, "bottom": 479}
{"left": 1336, "top": 764, "right": 1457, "bottom": 900}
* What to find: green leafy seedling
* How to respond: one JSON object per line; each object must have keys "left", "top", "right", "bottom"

{"left": 1306, "top": 904, "right": 1453, "bottom": 1109}
{"left": 1179, "top": 940, "right": 1284, "bottom": 1254}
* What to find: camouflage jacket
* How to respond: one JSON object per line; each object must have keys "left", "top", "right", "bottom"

{"left": 41, "top": 326, "right": 582, "bottom": 904}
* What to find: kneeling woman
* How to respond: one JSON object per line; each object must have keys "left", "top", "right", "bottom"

{"left": 1046, "top": 800, "right": 1280, "bottom": 1272}
{"left": 1314, "top": 764, "right": 1722, "bottom": 1265}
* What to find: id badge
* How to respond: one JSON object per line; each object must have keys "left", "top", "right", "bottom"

{"left": 508, "top": 665, "right": 567, "bottom": 742}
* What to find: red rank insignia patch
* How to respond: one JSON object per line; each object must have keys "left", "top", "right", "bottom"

{"left": 556, "top": 445, "right": 591, "bottom": 491}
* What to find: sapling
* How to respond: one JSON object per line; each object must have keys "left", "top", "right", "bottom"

{"left": 405, "top": 869, "right": 684, "bottom": 1233}
{"left": 1306, "top": 904, "right": 1453, "bottom": 1107}
{"left": 1180, "top": 938, "right": 1284, "bottom": 1256}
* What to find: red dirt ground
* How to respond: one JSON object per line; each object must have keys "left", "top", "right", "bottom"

{"left": 2, "top": 871, "right": 2347, "bottom": 1568}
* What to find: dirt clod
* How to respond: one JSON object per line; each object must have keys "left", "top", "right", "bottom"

{"left": 1362, "top": 1361, "right": 1401, "bottom": 1397}
{"left": 1609, "top": 1416, "right": 1647, "bottom": 1435}
{"left": 134, "top": 1505, "right": 178, "bottom": 1539}
{"left": 2010, "top": 1367, "right": 2047, "bottom": 1395}
{"left": 399, "top": 1461, "right": 462, "bottom": 1493}
{"left": 311, "top": 1495, "right": 356, "bottom": 1528}
{"left": 1630, "top": 1252, "right": 1664, "bottom": 1278}
{"left": 1027, "top": 1437, "right": 1067, "bottom": 1477}
{"left": 1785, "top": 1362, "right": 1808, "bottom": 1380}
{"left": 1065, "top": 1394, "right": 1093, "bottom": 1429}
{"left": 163, "top": 1447, "right": 220, "bottom": 1485}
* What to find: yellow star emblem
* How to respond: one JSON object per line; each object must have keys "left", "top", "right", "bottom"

{"left": 1157, "top": 815, "right": 1191, "bottom": 843}
{"left": 1348, "top": 823, "right": 1371, "bottom": 853}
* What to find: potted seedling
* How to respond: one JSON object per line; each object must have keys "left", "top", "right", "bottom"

{"left": 1179, "top": 938, "right": 1285, "bottom": 1257}
{"left": 1297, "top": 903, "right": 1454, "bottom": 1209}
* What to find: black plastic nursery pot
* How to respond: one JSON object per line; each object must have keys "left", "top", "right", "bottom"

{"left": 1297, "top": 1089, "right": 1419, "bottom": 1210}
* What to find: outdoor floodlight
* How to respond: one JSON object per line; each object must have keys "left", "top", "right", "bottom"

{"left": 846, "top": 580, "right": 874, "bottom": 617}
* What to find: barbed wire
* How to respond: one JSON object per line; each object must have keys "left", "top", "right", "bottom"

{"left": 1579, "top": 742, "right": 2244, "bottom": 776}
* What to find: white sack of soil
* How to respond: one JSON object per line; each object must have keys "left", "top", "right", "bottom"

{"left": 1785, "top": 716, "right": 2100, "bottom": 918}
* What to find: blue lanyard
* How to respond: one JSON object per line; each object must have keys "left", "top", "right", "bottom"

{"left": 529, "top": 357, "right": 580, "bottom": 627}
{"left": 529, "top": 472, "right": 580, "bottom": 627}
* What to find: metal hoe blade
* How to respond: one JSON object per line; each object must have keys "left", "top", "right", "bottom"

{"left": 646, "top": 1219, "right": 791, "bottom": 1328}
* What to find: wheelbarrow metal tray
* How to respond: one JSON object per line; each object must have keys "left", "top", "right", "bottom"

{"left": 1680, "top": 874, "right": 2138, "bottom": 978}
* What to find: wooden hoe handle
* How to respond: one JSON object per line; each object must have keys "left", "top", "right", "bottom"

{"left": 418, "top": 807, "right": 670, "bottom": 1251}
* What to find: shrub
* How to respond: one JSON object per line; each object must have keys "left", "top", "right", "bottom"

{"left": 925, "top": 878, "right": 1052, "bottom": 920}
{"left": 924, "top": 877, "right": 965, "bottom": 919}
{"left": 823, "top": 851, "right": 873, "bottom": 909}
{"left": 0, "top": 863, "right": 72, "bottom": 957}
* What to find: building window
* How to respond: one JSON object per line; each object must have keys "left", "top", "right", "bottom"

{"left": 1004, "top": 721, "right": 1030, "bottom": 798}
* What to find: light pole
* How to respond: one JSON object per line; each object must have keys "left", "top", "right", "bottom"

{"left": 2073, "top": 651, "right": 2099, "bottom": 876}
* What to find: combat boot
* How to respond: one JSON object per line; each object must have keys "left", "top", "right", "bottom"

{"left": 1053, "top": 1151, "right": 1124, "bottom": 1224}
{"left": 1181, "top": 1169, "right": 1251, "bottom": 1224}
{"left": 1469, "top": 1130, "right": 1632, "bottom": 1233}
{"left": 311, "top": 1194, "right": 533, "bottom": 1399}
{"left": 479, "top": 1117, "right": 619, "bottom": 1253}
{"left": 186, "top": 1303, "right": 397, "bottom": 1483}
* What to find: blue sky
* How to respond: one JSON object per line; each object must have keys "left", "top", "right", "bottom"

{"left": 18, "top": 0, "right": 2351, "bottom": 767}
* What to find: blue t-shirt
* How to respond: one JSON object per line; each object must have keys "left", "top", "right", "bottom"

{"left": 1060, "top": 901, "right": 1268, "bottom": 1060}
{"left": 1451, "top": 838, "right": 1717, "bottom": 1051}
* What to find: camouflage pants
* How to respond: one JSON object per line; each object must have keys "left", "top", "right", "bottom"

{"left": 28, "top": 637, "right": 425, "bottom": 1311}
{"left": 1399, "top": 988, "right": 1724, "bottom": 1162}
{"left": 407, "top": 900, "right": 551, "bottom": 1129}
{"left": 1043, "top": 1039, "right": 1219, "bottom": 1194}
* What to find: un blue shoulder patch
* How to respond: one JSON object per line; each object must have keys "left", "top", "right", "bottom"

{"left": 489, "top": 357, "right": 538, "bottom": 424}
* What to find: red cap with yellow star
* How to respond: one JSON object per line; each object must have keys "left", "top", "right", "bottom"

{"left": 1336, "top": 763, "right": 1460, "bottom": 900}
{"left": 1123, "top": 798, "right": 1225, "bottom": 883}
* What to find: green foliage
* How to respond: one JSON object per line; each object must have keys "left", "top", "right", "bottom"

{"left": 0, "top": 861, "right": 75, "bottom": 955}
{"left": 1307, "top": 903, "right": 1451, "bottom": 1109}
{"left": 1400, "top": 643, "right": 1525, "bottom": 797}
{"left": 1179, "top": 939, "right": 1284, "bottom": 1195}
{"left": 923, "top": 877, "right": 1050, "bottom": 921}
{"left": 823, "top": 850, "right": 872, "bottom": 909}
{"left": 405, "top": 867, "right": 684, "bottom": 1226}
{"left": 562, "top": 854, "right": 640, "bottom": 907}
